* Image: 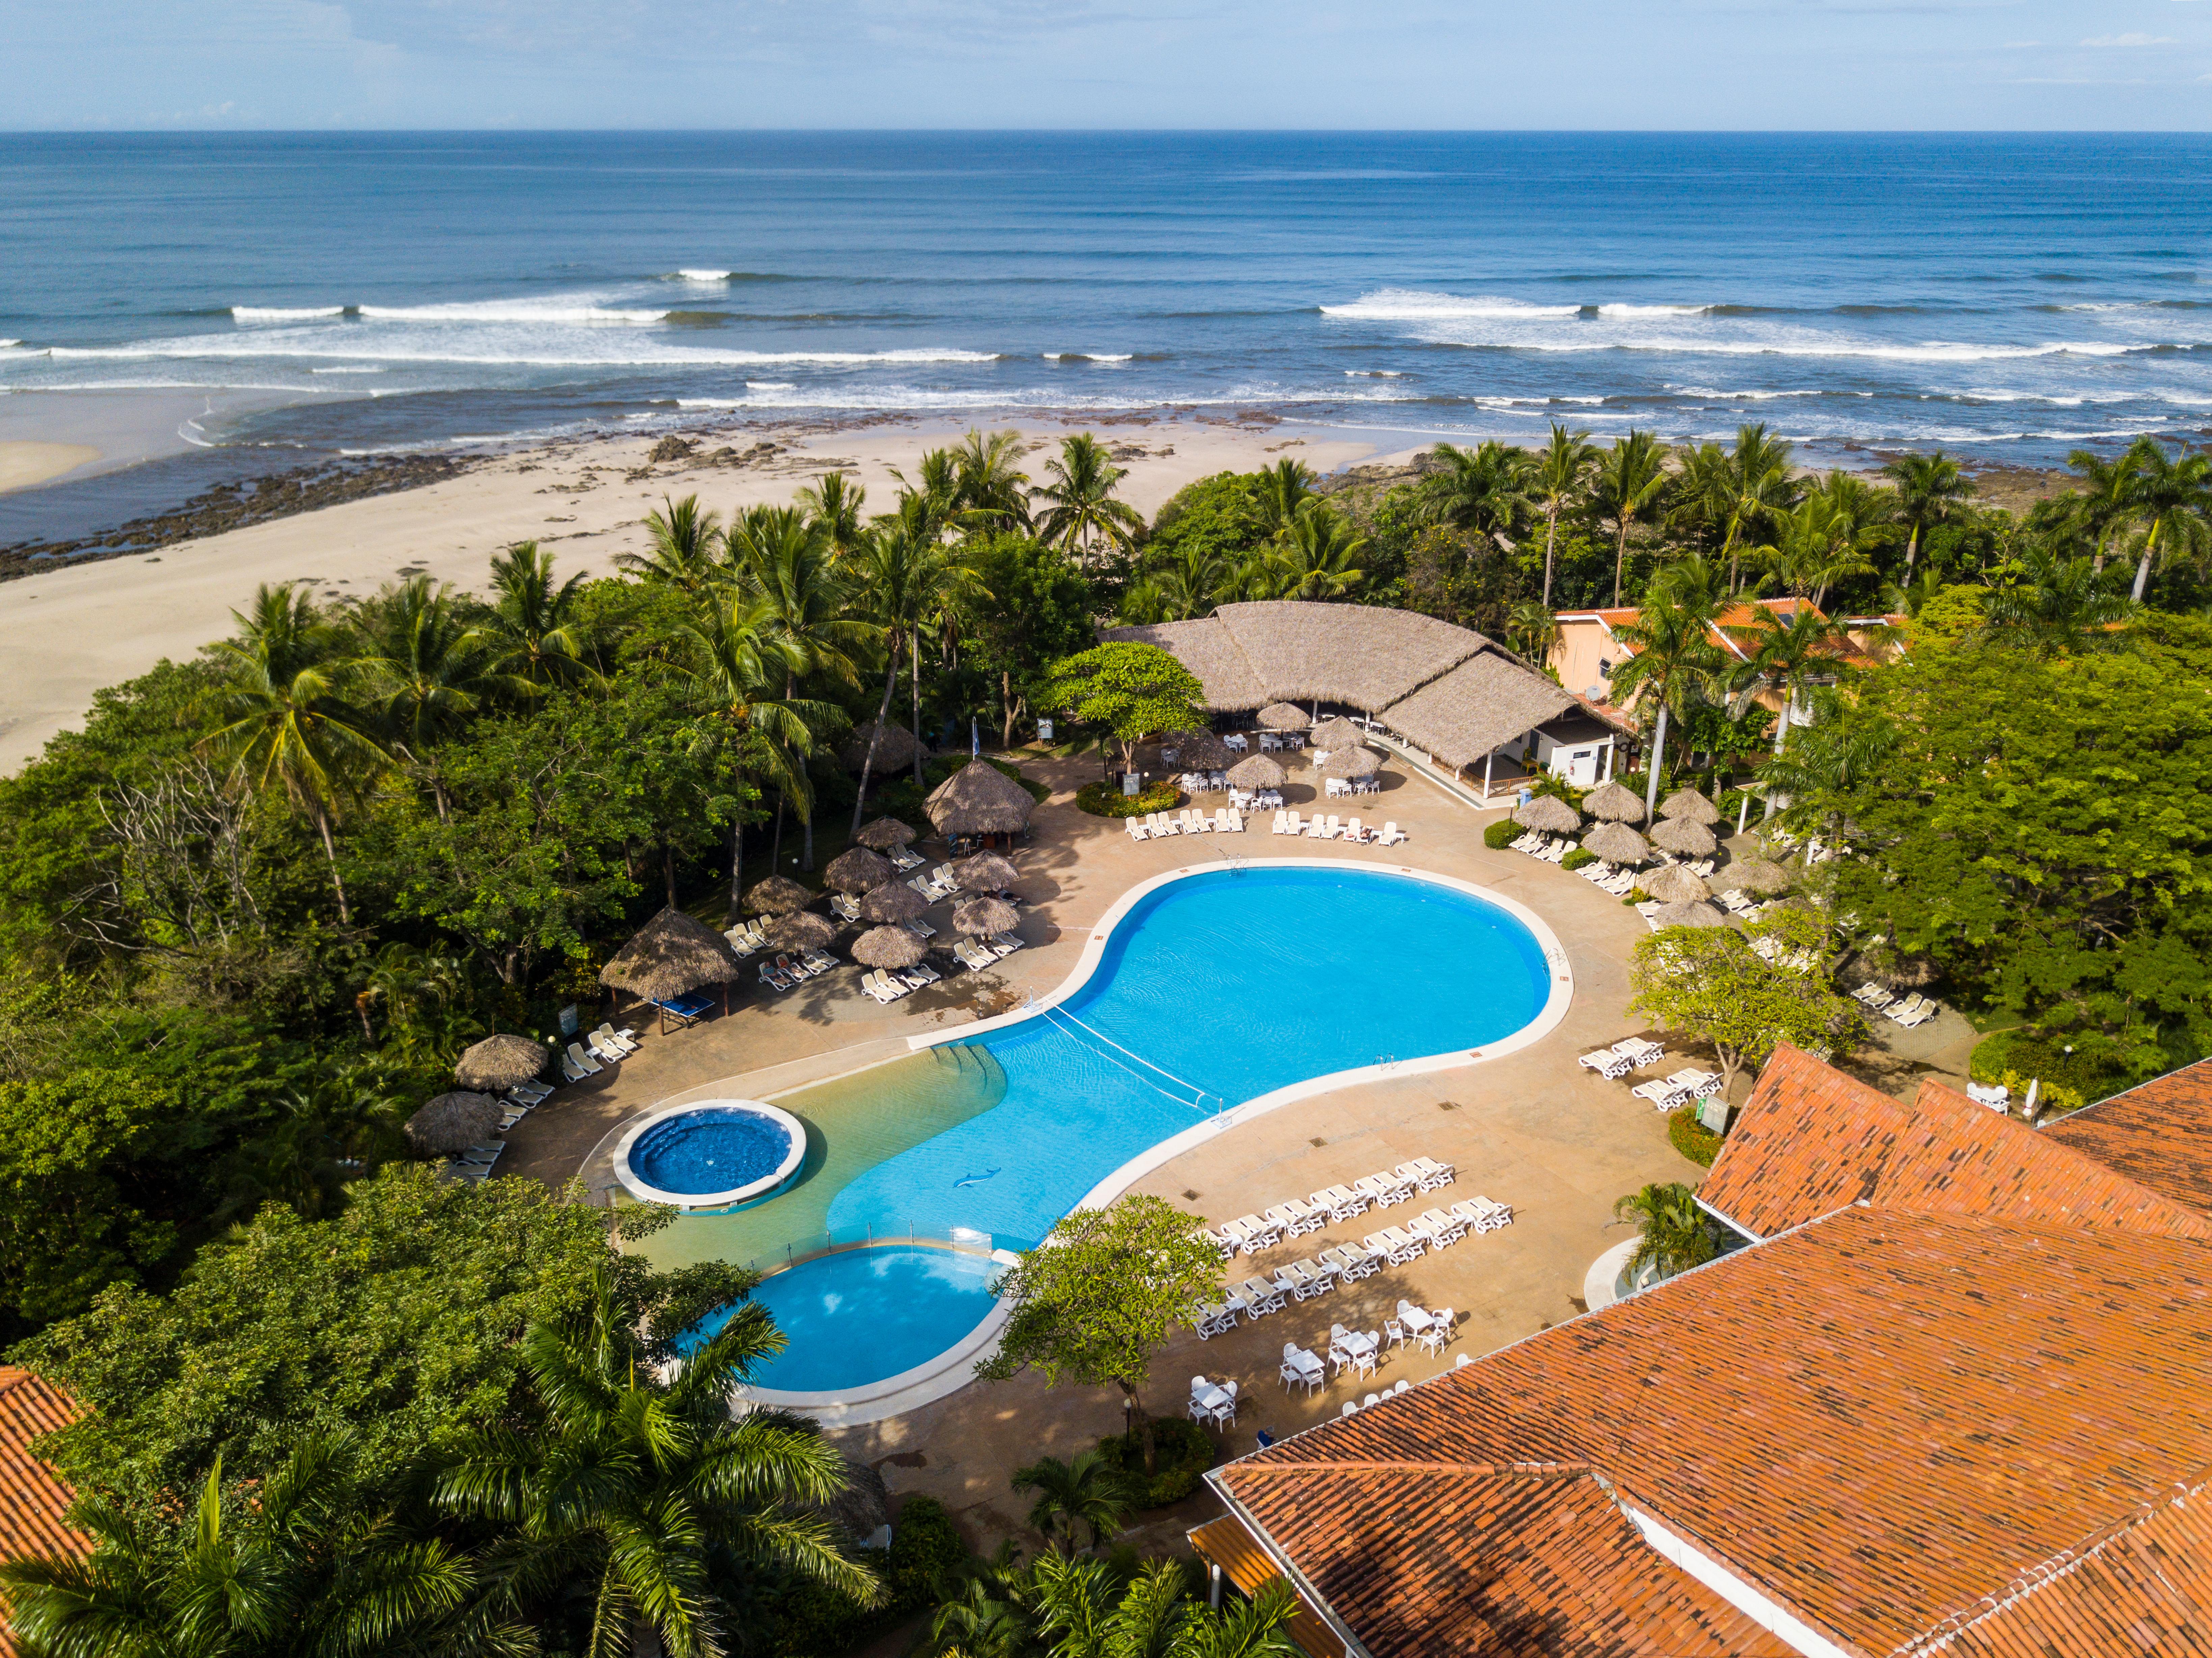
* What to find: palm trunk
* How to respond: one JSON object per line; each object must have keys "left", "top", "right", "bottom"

{"left": 1118, "top": 1380, "right": 1157, "bottom": 1476}
{"left": 2132, "top": 523, "right": 2161, "bottom": 603}
{"left": 801, "top": 805, "right": 815, "bottom": 871}
{"left": 772, "top": 796, "right": 785, "bottom": 866}
{"left": 663, "top": 843, "right": 678, "bottom": 911}
{"left": 726, "top": 815, "right": 745, "bottom": 926}
{"left": 314, "top": 806, "right": 351, "bottom": 925}
{"left": 910, "top": 627, "right": 925, "bottom": 784}
{"left": 1613, "top": 520, "right": 1630, "bottom": 607}
{"left": 1643, "top": 702, "right": 1670, "bottom": 820}
{"left": 1542, "top": 510, "right": 1559, "bottom": 607}
{"left": 1903, "top": 525, "right": 1919, "bottom": 575}
{"left": 1001, "top": 669, "right": 1017, "bottom": 749}
{"left": 850, "top": 642, "right": 902, "bottom": 836}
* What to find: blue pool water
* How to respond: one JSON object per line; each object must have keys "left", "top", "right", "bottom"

{"left": 630, "top": 1107, "right": 793, "bottom": 1197}
{"left": 710, "top": 1246, "right": 1003, "bottom": 1394}
{"left": 698, "top": 867, "right": 1553, "bottom": 1392}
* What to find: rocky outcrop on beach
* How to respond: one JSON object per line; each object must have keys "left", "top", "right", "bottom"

{"left": 0, "top": 453, "right": 474, "bottom": 584}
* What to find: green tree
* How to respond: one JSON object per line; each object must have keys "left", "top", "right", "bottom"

{"left": 1010, "top": 1450, "right": 1140, "bottom": 1555}
{"left": 796, "top": 470, "right": 868, "bottom": 557}
{"left": 1627, "top": 922, "right": 1871, "bottom": 1094}
{"left": 1594, "top": 429, "right": 1669, "bottom": 608}
{"left": 1882, "top": 451, "right": 1973, "bottom": 577}
{"left": 1532, "top": 423, "right": 1597, "bottom": 608}
{"left": 966, "top": 534, "right": 1098, "bottom": 748}
{"left": 1033, "top": 434, "right": 1144, "bottom": 567}
{"left": 1610, "top": 1182, "right": 1716, "bottom": 1281}
{"left": 1980, "top": 545, "right": 2136, "bottom": 655}
{"left": 623, "top": 494, "right": 727, "bottom": 594}
{"left": 951, "top": 428, "right": 1036, "bottom": 531}
{"left": 2117, "top": 435, "right": 2212, "bottom": 603}
{"left": 1420, "top": 440, "right": 1533, "bottom": 552}
{"left": 1143, "top": 474, "right": 1270, "bottom": 577}
{"left": 349, "top": 577, "right": 527, "bottom": 818}
{"left": 1265, "top": 502, "right": 1366, "bottom": 600}
{"left": 1607, "top": 559, "right": 1730, "bottom": 816}
{"left": 1036, "top": 645, "right": 1208, "bottom": 778}
{"left": 976, "top": 1195, "right": 1223, "bottom": 1475}
{"left": 1251, "top": 458, "right": 1318, "bottom": 537}
{"left": 469, "top": 542, "right": 605, "bottom": 691}
{"left": 1725, "top": 601, "right": 1855, "bottom": 759}
{"left": 1674, "top": 425, "right": 1798, "bottom": 593}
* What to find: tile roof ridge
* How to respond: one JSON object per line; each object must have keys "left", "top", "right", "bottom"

{"left": 1224, "top": 1457, "right": 1597, "bottom": 1479}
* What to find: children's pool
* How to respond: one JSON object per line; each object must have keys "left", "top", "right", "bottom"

{"left": 656, "top": 864, "right": 1558, "bottom": 1397}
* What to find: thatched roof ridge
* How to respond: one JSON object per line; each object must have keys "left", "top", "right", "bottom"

{"left": 1376, "top": 648, "right": 1577, "bottom": 772}
{"left": 770, "top": 910, "right": 838, "bottom": 952}
{"left": 601, "top": 906, "right": 745, "bottom": 1000}
{"left": 1651, "top": 816, "right": 1719, "bottom": 856}
{"left": 1513, "top": 795, "right": 1582, "bottom": 833}
{"left": 955, "top": 852, "right": 1020, "bottom": 892}
{"left": 840, "top": 721, "right": 926, "bottom": 773}
{"left": 860, "top": 880, "right": 928, "bottom": 923}
{"left": 953, "top": 895, "right": 1019, "bottom": 935}
{"left": 1099, "top": 618, "right": 1267, "bottom": 709}
{"left": 1319, "top": 746, "right": 1381, "bottom": 779}
{"left": 853, "top": 925, "right": 927, "bottom": 968}
{"left": 823, "top": 846, "right": 895, "bottom": 894}
{"left": 454, "top": 1034, "right": 548, "bottom": 1091}
{"left": 1583, "top": 821, "right": 1651, "bottom": 864}
{"left": 1308, "top": 716, "right": 1368, "bottom": 751}
{"left": 925, "top": 760, "right": 1035, "bottom": 836}
{"left": 854, "top": 817, "right": 917, "bottom": 850}
{"left": 1659, "top": 788, "right": 1723, "bottom": 825}
{"left": 1584, "top": 780, "right": 1646, "bottom": 824}
{"left": 1653, "top": 899, "right": 1730, "bottom": 929}
{"left": 407, "top": 1092, "right": 504, "bottom": 1155}
{"left": 1722, "top": 857, "right": 1795, "bottom": 895}
{"left": 1255, "top": 701, "right": 1310, "bottom": 730}
{"left": 1641, "top": 863, "right": 1711, "bottom": 905}
{"left": 1215, "top": 601, "right": 1482, "bottom": 711}
{"left": 1226, "top": 753, "right": 1287, "bottom": 790}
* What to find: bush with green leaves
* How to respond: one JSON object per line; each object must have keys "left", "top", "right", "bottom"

{"left": 1667, "top": 1104, "right": 1724, "bottom": 1167}
{"left": 1095, "top": 1418, "right": 1218, "bottom": 1508}
{"left": 1562, "top": 846, "right": 1597, "bottom": 872}
{"left": 1076, "top": 779, "right": 1181, "bottom": 819}
{"left": 1483, "top": 818, "right": 1520, "bottom": 850}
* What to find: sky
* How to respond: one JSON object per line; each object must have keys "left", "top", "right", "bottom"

{"left": 3, "top": 0, "right": 2210, "bottom": 129}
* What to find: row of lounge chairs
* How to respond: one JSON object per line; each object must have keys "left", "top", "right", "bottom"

{"left": 759, "top": 949, "right": 837, "bottom": 993}
{"left": 1854, "top": 983, "right": 1940, "bottom": 1027}
{"left": 1271, "top": 811, "right": 1406, "bottom": 845}
{"left": 1576, "top": 1037, "right": 1723, "bottom": 1109}
{"left": 1751, "top": 935, "right": 1820, "bottom": 971}
{"left": 909, "top": 863, "right": 962, "bottom": 901}
{"left": 1210, "top": 1159, "right": 1457, "bottom": 1256}
{"left": 1715, "top": 889, "right": 1773, "bottom": 920}
{"left": 953, "top": 932, "right": 1023, "bottom": 969}
{"left": 447, "top": 1060, "right": 584, "bottom": 1182}
{"left": 1129, "top": 808, "right": 1242, "bottom": 840}
{"left": 561, "top": 1025, "right": 638, "bottom": 1081}
{"left": 862, "top": 963, "right": 942, "bottom": 1003}
{"left": 1575, "top": 1036, "right": 1666, "bottom": 1079}
{"left": 1511, "top": 832, "right": 1571, "bottom": 862}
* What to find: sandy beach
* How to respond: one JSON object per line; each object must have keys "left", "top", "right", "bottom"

{"left": 0, "top": 418, "right": 1390, "bottom": 774}
{"left": 0, "top": 442, "right": 100, "bottom": 494}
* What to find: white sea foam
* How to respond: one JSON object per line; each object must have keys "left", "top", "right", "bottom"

{"left": 232, "top": 306, "right": 347, "bottom": 322}
{"left": 1344, "top": 369, "right": 1408, "bottom": 378}
{"left": 1043, "top": 352, "right": 1135, "bottom": 362}
{"left": 311, "top": 366, "right": 382, "bottom": 374}
{"left": 41, "top": 337, "right": 1001, "bottom": 370}
{"left": 676, "top": 269, "right": 732, "bottom": 282}
{"left": 0, "top": 340, "right": 21, "bottom": 350}
{"left": 1321, "top": 289, "right": 1579, "bottom": 321}
{"left": 355, "top": 299, "right": 670, "bottom": 325}
{"left": 1593, "top": 303, "right": 1712, "bottom": 318}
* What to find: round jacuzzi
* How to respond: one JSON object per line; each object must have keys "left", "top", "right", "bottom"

{"left": 615, "top": 1099, "right": 808, "bottom": 1209}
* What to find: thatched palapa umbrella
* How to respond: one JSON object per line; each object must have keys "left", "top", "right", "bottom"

{"left": 1319, "top": 746, "right": 1380, "bottom": 780}
{"left": 1650, "top": 815, "right": 1719, "bottom": 858}
{"left": 454, "top": 1033, "right": 548, "bottom": 1092}
{"left": 1513, "top": 795, "right": 1582, "bottom": 834}
{"left": 860, "top": 880, "right": 928, "bottom": 924}
{"left": 1583, "top": 780, "right": 1646, "bottom": 825}
{"left": 841, "top": 721, "right": 925, "bottom": 774}
{"left": 601, "top": 905, "right": 746, "bottom": 1030}
{"left": 1307, "top": 716, "right": 1367, "bottom": 752}
{"left": 854, "top": 817, "right": 917, "bottom": 851}
{"left": 745, "top": 875, "right": 813, "bottom": 916}
{"left": 1225, "top": 753, "right": 1287, "bottom": 791}
{"left": 1658, "top": 787, "right": 1723, "bottom": 826}
{"left": 1640, "top": 863, "right": 1711, "bottom": 905}
{"left": 955, "top": 851, "right": 1020, "bottom": 893}
{"left": 1255, "top": 702, "right": 1310, "bottom": 731}
{"left": 853, "top": 925, "right": 928, "bottom": 969}
{"left": 925, "top": 759, "right": 1036, "bottom": 842}
{"left": 1652, "top": 899, "right": 1730, "bottom": 929}
{"left": 407, "top": 1092, "right": 504, "bottom": 1156}
{"left": 1582, "top": 821, "right": 1651, "bottom": 865}
{"left": 1722, "top": 857, "right": 1794, "bottom": 895}
{"left": 770, "top": 910, "right": 837, "bottom": 953}
{"left": 1170, "top": 730, "right": 1233, "bottom": 770}
{"left": 824, "top": 846, "right": 895, "bottom": 894}
{"left": 953, "top": 895, "right": 1020, "bottom": 936}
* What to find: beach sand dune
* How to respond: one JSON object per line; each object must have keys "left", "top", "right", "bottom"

{"left": 0, "top": 419, "right": 1378, "bottom": 774}
{"left": 0, "top": 442, "right": 100, "bottom": 495}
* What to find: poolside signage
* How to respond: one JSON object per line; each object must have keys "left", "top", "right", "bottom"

{"left": 558, "top": 1004, "right": 579, "bottom": 1036}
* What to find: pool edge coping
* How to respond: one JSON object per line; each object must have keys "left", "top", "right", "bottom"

{"left": 735, "top": 858, "right": 1573, "bottom": 1424}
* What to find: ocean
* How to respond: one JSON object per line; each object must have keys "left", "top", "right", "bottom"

{"left": 5, "top": 131, "right": 2212, "bottom": 540}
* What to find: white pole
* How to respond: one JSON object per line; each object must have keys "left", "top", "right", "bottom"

{"left": 1738, "top": 790, "right": 1751, "bottom": 835}
{"left": 1484, "top": 749, "right": 1495, "bottom": 800}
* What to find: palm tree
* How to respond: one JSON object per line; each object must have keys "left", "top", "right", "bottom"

{"left": 1504, "top": 598, "right": 1559, "bottom": 665}
{"left": 1011, "top": 1449, "right": 1140, "bottom": 1554}
{"left": 2055, "top": 447, "right": 2136, "bottom": 574}
{"left": 438, "top": 1271, "right": 877, "bottom": 1658}
{"left": 1758, "top": 686, "right": 1894, "bottom": 840}
{"left": 1420, "top": 440, "right": 1533, "bottom": 551}
{"left": 1608, "top": 560, "right": 1729, "bottom": 818}
{"left": 928, "top": 1549, "right": 1035, "bottom": 1658}
{"left": 2118, "top": 435, "right": 2212, "bottom": 602}
{"left": 1726, "top": 601, "right": 1853, "bottom": 769}
{"left": 1170, "top": 1582, "right": 1300, "bottom": 1658}
{"left": 1612, "top": 1182, "right": 1717, "bottom": 1280}
{"left": 1033, "top": 433, "right": 1144, "bottom": 567}
{"left": 1980, "top": 545, "right": 2137, "bottom": 654}
{"left": 622, "top": 493, "right": 726, "bottom": 593}
{"left": 1532, "top": 423, "right": 1597, "bottom": 607}
{"left": 1881, "top": 451, "right": 1973, "bottom": 576}
{"left": 1252, "top": 457, "right": 1318, "bottom": 536}
{"left": 951, "top": 428, "right": 1034, "bottom": 530}
{"left": 1122, "top": 547, "right": 1229, "bottom": 624}
{"left": 845, "top": 517, "right": 981, "bottom": 832}
{"left": 200, "top": 584, "right": 388, "bottom": 925}
{"left": 1764, "top": 496, "right": 1880, "bottom": 610}
{"left": 349, "top": 576, "right": 526, "bottom": 816}
{"left": 469, "top": 541, "right": 604, "bottom": 690}
{"left": 796, "top": 470, "right": 868, "bottom": 557}
{"left": 1593, "top": 429, "right": 1669, "bottom": 606}
{"left": 1267, "top": 502, "right": 1366, "bottom": 599}
{"left": 1699, "top": 424, "right": 1798, "bottom": 593}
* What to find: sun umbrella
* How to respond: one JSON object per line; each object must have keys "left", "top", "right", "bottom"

{"left": 1255, "top": 702, "right": 1310, "bottom": 731}
{"left": 453, "top": 1034, "right": 548, "bottom": 1092}
{"left": 1318, "top": 746, "right": 1381, "bottom": 780}
{"left": 852, "top": 925, "right": 928, "bottom": 969}
{"left": 955, "top": 851, "right": 1020, "bottom": 893}
{"left": 1650, "top": 816, "right": 1719, "bottom": 857}
{"left": 1582, "top": 821, "right": 1651, "bottom": 865}
{"left": 1512, "top": 795, "right": 1582, "bottom": 834}
{"left": 1722, "top": 857, "right": 1794, "bottom": 895}
{"left": 1225, "top": 753, "right": 1287, "bottom": 790}
{"left": 745, "top": 875, "right": 813, "bottom": 916}
{"left": 860, "top": 880, "right": 928, "bottom": 924}
{"left": 1657, "top": 787, "right": 1723, "bottom": 826}
{"left": 1171, "top": 730, "right": 1233, "bottom": 769}
{"left": 406, "top": 1092, "right": 504, "bottom": 1155}
{"left": 854, "top": 817, "right": 917, "bottom": 850}
{"left": 769, "top": 910, "right": 837, "bottom": 953}
{"left": 1651, "top": 899, "right": 1730, "bottom": 929}
{"left": 823, "top": 846, "right": 895, "bottom": 894}
{"left": 1583, "top": 780, "right": 1647, "bottom": 824}
{"left": 1307, "top": 716, "right": 1367, "bottom": 752}
{"left": 1640, "top": 862, "right": 1711, "bottom": 905}
{"left": 953, "top": 895, "right": 1020, "bottom": 936}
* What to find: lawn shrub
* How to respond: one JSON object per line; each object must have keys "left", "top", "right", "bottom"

{"left": 1096, "top": 1417, "right": 1217, "bottom": 1508}
{"left": 1969, "top": 1027, "right": 2122, "bottom": 1107}
{"left": 886, "top": 1496, "right": 967, "bottom": 1605}
{"left": 1483, "top": 819, "right": 1520, "bottom": 850}
{"left": 1561, "top": 847, "right": 1596, "bottom": 872}
{"left": 1076, "top": 779, "right": 1181, "bottom": 819}
{"left": 1667, "top": 1104, "right": 1723, "bottom": 1167}
{"left": 761, "top": 1494, "right": 967, "bottom": 1658}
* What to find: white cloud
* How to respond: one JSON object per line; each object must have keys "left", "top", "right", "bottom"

{"left": 2081, "top": 31, "right": 2180, "bottom": 45}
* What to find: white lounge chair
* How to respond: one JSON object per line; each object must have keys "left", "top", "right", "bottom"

{"left": 1377, "top": 821, "right": 1406, "bottom": 846}
{"left": 1126, "top": 816, "right": 1149, "bottom": 842}
{"left": 563, "top": 1042, "right": 602, "bottom": 1080}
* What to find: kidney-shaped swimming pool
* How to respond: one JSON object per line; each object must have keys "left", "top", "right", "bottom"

{"left": 673, "top": 863, "right": 1562, "bottom": 1398}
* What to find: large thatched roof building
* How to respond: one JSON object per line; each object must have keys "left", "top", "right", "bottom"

{"left": 1105, "top": 600, "right": 1616, "bottom": 785}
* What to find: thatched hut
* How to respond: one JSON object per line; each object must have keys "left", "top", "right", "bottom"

{"left": 601, "top": 905, "right": 746, "bottom": 1028}
{"left": 1650, "top": 816, "right": 1719, "bottom": 858}
{"left": 1640, "top": 863, "right": 1711, "bottom": 905}
{"left": 925, "top": 760, "right": 1035, "bottom": 845}
{"left": 1652, "top": 900, "right": 1730, "bottom": 929}
{"left": 745, "top": 875, "right": 813, "bottom": 916}
{"left": 1225, "top": 753, "right": 1287, "bottom": 791}
{"left": 1658, "top": 787, "right": 1723, "bottom": 826}
{"left": 860, "top": 880, "right": 928, "bottom": 924}
{"left": 1583, "top": 821, "right": 1651, "bottom": 865}
{"left": 769, "top": 911, "right": 837, "bottom": 953}
{"left": 1255, "top": 702, "right": 1310, "bottom": 731}
{"left": 1513, "top": 795, "right": 1582, "bottom": 834}
{"left": 854, "top": 817, "right": 917, "bottom": 851}
{"left": 1584, "top": 780, "right": 1646, "bottom": 824}
{"left": 953, "top": 895, "right": 1020, "bottom": 936}
{"left": 1168, "top": 730, "right": 1233, "bottom": 770}
{"left": 841, "top": 721, "right": 926, "bottom": 774}
{"left": 852, "top": 926, "right": 928, "bottom": 969}
{"left": 823, "top": 846, "right": 895, "bottom": 894}
{"left": 407, "top": 1092, "right": 504, "bottom": 1156}
{"left": 1318, "top": 746, "right": 1381, "bottom": 780}
{"left": 1722, "top": 857, "right": 1795, "bottom": 895}
{"left": 1308, "top": 716, "right": 1367, "bottom": 752}
{"left": 955, "top": 851, "right": 1020, "bottom": 893}
{"left": 454, "top": 1034, "right": 548, "bottom": 1092}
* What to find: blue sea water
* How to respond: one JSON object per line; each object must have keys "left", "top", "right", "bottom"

{"left": 6, "top": 131, "right": 2212, "bottom": 543}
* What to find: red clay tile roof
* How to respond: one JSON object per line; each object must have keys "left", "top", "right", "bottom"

{"left": 1228, "top": 1205, "right": 2212, "bottom": 1658}
{"left": 1215, "top": 1460, "right": 1790, "bottom": 1657}
{"left": 2041, "top": 1058, "right": 2212, "bottom": 1215}
{"left": 0, "top": 1367, "right": 85, "bottom": 1658}
{"left": 1697, "top": 1045, "right": 2212, "bottom": 1242}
